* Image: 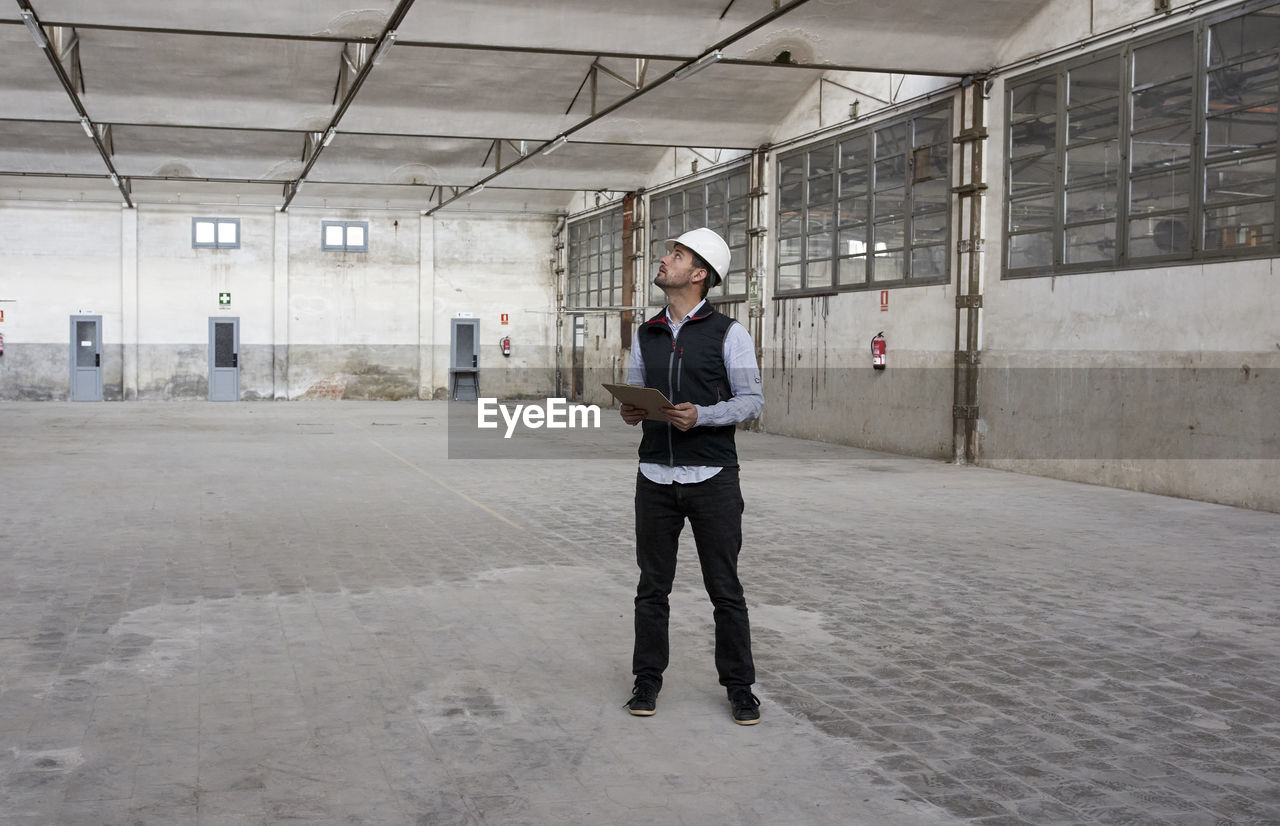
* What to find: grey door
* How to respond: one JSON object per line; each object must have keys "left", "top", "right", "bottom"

{"left": 449, "top": 318, "right": 480, "bottom": 401}
{"left": 209, "top": 317, "right": 240, "bottom": 402}
{"left": 571, "top": 315, "right": 586, "bottom": 401}
{"left": 69, "top": 315, "right": 103, "bottom": 402}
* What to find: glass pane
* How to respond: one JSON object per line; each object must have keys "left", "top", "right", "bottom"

{"left": 807, "top": 258, "right": 833, "bottom": 288}
{"left": 1010, "top": 152, "right": 1057, "bottom": 193}
{"left": 875, "top": 156, "right": 907, "bottom": 192}
{"left": 777, "top": 264, "right": 802, "bottom": 292}
{"left": 1008, "top": 231, "right": 1054, "bottom": 269}
{"left": 911, "top": 245, "right": 947, "bottom": 279}
{"left": 838, "top": 254, "right": 867, "bottom": 285}
{"left": 76, "top": 321, "right": 96, "bottom": 367}
{"left": 1066, "top": 181, "right": 1118, "bottom": 222}
{"left": 651, "top": 196, "right": 668, "bottom": 222}
{"left": 728, "top": 222, "right": 748, "bottom": 246}
{"left": 1129, "top": 214, "right": 1190, "bottom": 257}
{"left": 730, "top": 246, "right": 746, "bottom": 273}
{"left": 779, "top": 206, "right": 802, "bottom": 237}
{"left": 1204, "top": 202, "right": 1275, "bottom": 250}
{"left": 912, "top": 211, "right": 947, "bottom": 245}
{"left": 839, "top": 196, "right": 868, "bottom": 227}
{"left": 914, "top": 112, "right": 950, "bottom": 146}
{"left": 1064, "top": 222, "right": 1116, "bottom": 263}
{"left": 1205, "top": 155, "right": 1276, "bottom": 204}
{"left": 876, "top": 123, "right": 910, "bottom": 158}
{"left": 214, "top": 323, "right": 235, "bottom": 368}
{"left": 1011, "top": 78, "right": 1057, "bottom": 121}
{"left": 1130, "top": 169, "right": 1190, "bottom": 213}
{"left": 808, "top": 146, "right": 834, "bottom": 178}
{"left": 779, "top": 181, "right": 803, "bottom": 211}
{"left": 839, "top": 135, "right": 869, "bottom": 168}
{"left": 873, "top": 220, "right": 905, "bottom": 250}
{"left": 806, "top": 233, "right": 832, "bottom": 264}
{"left": 1208, "top": 55, "right": 1279, "bottom": 113}
{"left": 838, "top": 227, "right": 869, "bottom": 257}
{"left": 913, "top": 178, "right": 949, "bottom": 213}
{"left": 779, "top": 156, "right": 805, "bottom": 188}
{"left": 1068, "top": 56, "right": 1121, "bottom": 104}
{"left": 727, "top": 271, "right": 747, "bottom": 295}
{"left": 686, "top": 186, "right": 705, "bottom": 215}
{"left": 1131, "top": 77, "right": 1194, "bottom": 134}
{"left": 325, "top": 224, "right": 344, "bottom": 246}
{"left": 1066, "top": 140, "right": 1121, "bottom": 185}
{"left": 839, "top": 167, "right": 869, "bottom": 197}
{"left": 1134, "top": 33, "right": 1194, "bottom": 87}
{"left": 807, "top": 175, "right": 833, "bottom": 206}
{"left": 912, "top": 143, "right": 949, "bottom": 183}
{"left": 1210, "top": 9, "right": 1280, "bottom": 63}
{"left": 1010, "top": 192, "right": 1056, "bottom": 231}
{"left": 806, "top": 204, "right": 834, "bottom": 234}
{"left": 1011, "top": 116, "right": 1058, "bottom": 158}
{"left": 1068, "top": 98, "right": 1120, "bottom": 143}
{"left": 216, "top": 221, "right": 236, "bottom": 245}
{"left": 194, "top": 221, "right": 215, "bottom": 244}
{"left": 1130, "top": 123, "right": 1194, "bottom": 171}
{"left": 874, "top": 187, "right": 907, "bottom": 222}
{"left": 1207, "top": 108, "right": 1279, "bottom": 157}
{"left": 871, "top": 249, "right": 904, "bottom": 281}
{"left": 778, "top": 236, "right": 802, "bottom": 264}
{"left": 729, "top": 196, "right": 747, "bottom": 224}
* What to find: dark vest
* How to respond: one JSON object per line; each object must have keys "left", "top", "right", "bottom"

{"left": 637, "top": 305, "right": 739, "bottom": 467}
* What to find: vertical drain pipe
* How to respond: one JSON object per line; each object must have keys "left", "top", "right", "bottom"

{"left": 952, "top": 77, "right": 988, "bottom": 463}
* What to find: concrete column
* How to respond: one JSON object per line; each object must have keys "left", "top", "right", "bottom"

{"left": 121, "top": 207, "right": 139, "bottom": 400}
{"left": 273, "top": 210, "right": 289, "bottom": 399}
{"left": 418, "top": 214, "right": 435, "bottom": 399}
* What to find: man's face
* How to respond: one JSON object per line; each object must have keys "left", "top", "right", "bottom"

{"left": 655, "top": 243, "right": 705, "bottom": 291}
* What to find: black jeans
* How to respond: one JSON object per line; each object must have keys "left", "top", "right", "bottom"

{"left": 632, "top": 466, "right": 755, "bottom": 691}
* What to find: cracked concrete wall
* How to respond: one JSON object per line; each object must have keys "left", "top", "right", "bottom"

{"left": 0, "top": 203, "right": 558, "bottom": 402}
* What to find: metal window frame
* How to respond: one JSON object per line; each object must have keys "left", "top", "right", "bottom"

{"left": 191, "top": 217, "right": 241, "bottom": 250}
{"left": 1002, "top": 0, "right": 1280, "bottom": 280}
{"left": 565, "top": 205, "right": 623, "bottom": 311}
{"left": 775, "top": 100, "right": 954, "bottom": 297}
{"left": 321, "top": 220, "right": 369, "bottom": 252}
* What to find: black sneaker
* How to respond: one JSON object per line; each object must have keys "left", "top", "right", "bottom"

{"left": 729, "top": 689, "right": 760, "bottom": 725}
{"left": 625, "top": 680, "right": 659, "bottom": 716}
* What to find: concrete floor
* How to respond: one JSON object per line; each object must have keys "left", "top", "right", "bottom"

{"left": 1, "top": 401, "right": 1278, "bottom": 826}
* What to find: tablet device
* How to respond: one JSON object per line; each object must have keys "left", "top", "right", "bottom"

{"left": 602, "top": 383, "right": 675, "bottom": 421}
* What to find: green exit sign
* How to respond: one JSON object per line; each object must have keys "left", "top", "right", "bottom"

{"left": 218, "top": 292, "right": 231, "bottom": 307}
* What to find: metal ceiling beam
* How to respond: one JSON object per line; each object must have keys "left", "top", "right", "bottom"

{"left": 425, "top": 0, "right": 820, "bottom": 216}
{"left": 280, "top": 0, "right": 416, "bottom": 211}
{"left": 14, "top": 1, "right": 133, "bottom": 207}
{"left": 9, "top": 19, "right": 976, "bottom": 78}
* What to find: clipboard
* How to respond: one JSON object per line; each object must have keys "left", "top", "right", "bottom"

{"left": 602, "top": 383, "right": 675, "bottom": 421}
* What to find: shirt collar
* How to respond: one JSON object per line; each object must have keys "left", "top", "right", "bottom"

{"left": 666, "top": 299, "right": 707, "bottom": 326}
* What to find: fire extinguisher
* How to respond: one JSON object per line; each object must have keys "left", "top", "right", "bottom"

{"left": 871, "top": 332, "right": 886, "bottom": 370}
{"left": 500, "top": 336, "right": 511, "bottom": 358}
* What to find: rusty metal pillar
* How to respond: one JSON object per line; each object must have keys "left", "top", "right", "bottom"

{"left": 952, "top": 77, "right": 988, "bottom": 464}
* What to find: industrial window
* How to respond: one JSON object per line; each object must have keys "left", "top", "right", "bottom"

{"left": 776, "top": 103, "right": 952, "bottom": 295}
{"left": 566, "top": 207, "right": 622, "bottom": 310}
{"left": 648, "top": 165, "right": 750, "bottom": 305}
{"left": 321, "top": 221, "right": 368, "bottom": 252}
{"left": 192, "top": 218, "right": 240, "bottom": 249}
{"left": 1004, "top": 1, "right": 1280, "bottom": 277}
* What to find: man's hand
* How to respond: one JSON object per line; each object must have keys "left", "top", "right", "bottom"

{"left": 662, "top": 402, "right": 699, "bottom": 432}
{"left": 620, "top": 403, "right": 646, "bottom": 426}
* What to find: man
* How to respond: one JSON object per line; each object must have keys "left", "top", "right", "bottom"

{"left": 619, "top": 227, "right": 765, "bottom": 725}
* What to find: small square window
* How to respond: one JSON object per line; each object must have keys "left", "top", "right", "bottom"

{"left": 322, "top": 221, "right": 369, "bottom": 252}
{"left": 192, "top": 218, "right": 240, "bottom": 249}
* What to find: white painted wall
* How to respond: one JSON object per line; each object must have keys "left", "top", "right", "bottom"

{"left": 0, "top": 203, "right": 559, "bottom": 403}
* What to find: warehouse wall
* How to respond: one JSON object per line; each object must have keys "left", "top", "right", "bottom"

{"left": 0, "top": 204, "right": 558, "bottom": 402}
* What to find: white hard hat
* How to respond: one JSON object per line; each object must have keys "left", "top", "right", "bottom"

{"left": 664, "top": 227, "right": 730, "bottom": 287}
